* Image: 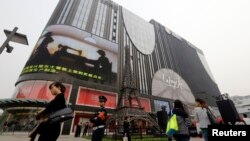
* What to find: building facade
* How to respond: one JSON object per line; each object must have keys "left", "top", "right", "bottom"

{"left": 2, "top": 0, "right": 221, "bottom": 134}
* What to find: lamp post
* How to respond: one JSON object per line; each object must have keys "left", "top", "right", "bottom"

{"left": 0, "top": 27, "right": 28, "bottom": 54}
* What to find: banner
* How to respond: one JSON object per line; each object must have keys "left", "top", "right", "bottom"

{"left": 76, "top": 87, "right": 117, "bottom": 109}
{"left": 14, "top": 80, "right": 71, "bottom": 101}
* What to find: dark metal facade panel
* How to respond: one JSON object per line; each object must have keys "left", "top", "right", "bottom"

{"left": 47, "top": 0, "right": 67, "bottom": 25}
{"left": 85, "top": 0, "right": 98, "bottom": 33}
{"left": 64, "top": 0, "right": 81, "bottom": 25}
{"left": 152, "top": 22, "right": 221, "bottom": 106}
{"left": 57, "top": 0, "right": 72, "bottom": 24}
{"left": 103, "top": 4, "right": 112, "bottom": 40}
{"left": 120, "top": 19, "right": 221, "bottom": 105}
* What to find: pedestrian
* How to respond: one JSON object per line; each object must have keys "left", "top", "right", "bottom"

{"left": 82, "top": 122, "right": 89, "bottom": 136}
{"left": 10, "top": 119, "right": 17, "bottom": 134}
{"left": 172, "top": 99, "right": 191, "bottom": 141}
{"left": 157, "top": 105, "right": 168, "bottom": 132}
{"left": 29, "top": 82, "right": 66, "bottom": 141}
{"left": 90, "top": 95, "right": 108, "bottom": 141}
{"left": 123, "top": 116, "right": 131, "bottom": 141}
{"left": 75, "top": 122, "right": 82, "bottom": 137}
{"left": 194, "top": 98, "right": 210, "bottom": 141}
{"left": 3, "top": 121, "right": 9, "bottom": 132}
{"left": 157, "top": 105, "right": 172, "bottom": 141}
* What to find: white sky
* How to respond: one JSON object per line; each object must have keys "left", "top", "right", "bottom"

{"left": 0, "top": 0, "right": 250, "bottom": 99}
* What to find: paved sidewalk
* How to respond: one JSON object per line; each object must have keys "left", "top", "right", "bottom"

{"left": 0, "top": 132, "right": 203, "bottom": 141}
{"left": 0, "top": 133, "right": 90, "bottom": 141}
{"left": 190, "top": 137, "right": 203, "bottom": 141}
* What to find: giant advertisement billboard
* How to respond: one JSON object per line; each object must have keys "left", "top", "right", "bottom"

{"left": 152, "top": 69, "right": 195, "bottom": 105}
{"left": 22, "top": 25, "right": 118, "bottom": 87}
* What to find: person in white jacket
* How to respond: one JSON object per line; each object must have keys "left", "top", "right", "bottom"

{"left": 194, "top": 99, "right": 210, "bottom": 141}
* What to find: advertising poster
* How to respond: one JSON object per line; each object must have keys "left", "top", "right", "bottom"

{"left": 14, "top": 80, "right": 71, "bottom": 101}
{"left": 23, "top": 25, "right": 118, "bottom": 86}
{"left": 76, "top": 87, "right": 117, "bottom": 109}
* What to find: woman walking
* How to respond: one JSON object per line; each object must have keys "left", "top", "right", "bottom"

{"left": 172, "top": 99, "right": 191, "bottom": 141}
{"left": 194, "top": 98, "right": 211, "bottom": 141}
{"left": 29, "top": 82, "right": 66, "bottom": 141}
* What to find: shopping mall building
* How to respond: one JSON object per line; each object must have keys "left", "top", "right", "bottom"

{"left": 0, "top": 0, "right": 221, "bottom": 134}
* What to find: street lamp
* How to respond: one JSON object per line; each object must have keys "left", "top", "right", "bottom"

{"left": 0, "top": 27, "right": 28, "bottom": 54}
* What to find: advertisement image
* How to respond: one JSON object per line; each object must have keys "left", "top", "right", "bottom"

{"left": 154, "top": 100, "right": 170, "bottom": 112}
{"left": 23, "top": 25, "right": 118, "bottom": 86}
{"left": 76, "top": 87, "right": 117, "bottom": 109}
{"left": 14, "top": 80, "right": 71, "bottom": 101}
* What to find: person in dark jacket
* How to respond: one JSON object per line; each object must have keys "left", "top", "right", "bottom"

{"left": 29, "top": 82, "right": 66, "bottom": 141}
{"left": 172, "top": 99, "right": 191, "bottom": 141}
{"left": 90, "top": 95, "right": 107, "bottom": 141}
{"left": 82, "top": 122, "right": 89, "bottom": 136}
{"left": 75, "top": 122, "right": 82, "bottom": 137}
{"left": 123, "top": 116, "right": 131, "bottom": 141}
{"left": 87, "top": 50, "right": 111, "bottom": 84}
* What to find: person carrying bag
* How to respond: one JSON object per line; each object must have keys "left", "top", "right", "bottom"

{"left": 194, "top": 98, "right": 213, "bottom": 141}
{"left": 48, "top": 105, "right": 73, "bottom": 124}
{"left": 29, "top": 82, "right": 70, "bottom": 141}
{"left": 123, "top": 116, "right": 131, "bottom": 141}
{"left": 167, "top": 100, "right": 191, "bottom": 141}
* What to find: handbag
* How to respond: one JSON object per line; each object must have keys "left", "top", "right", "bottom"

{"left": 123, "top": 133, "right": 128, "bottom": 141}
{"left": 206, "top": 108, "right": 217, "bottom": 125}
{"left": 48, "top": 107, "right": 74, "bottom": 124}
{"left": 184, "top": 117, "right": 192, "bottom": 127}
{"left": 166, "top": 114, "right": 179, "bottom": 136}
{"left": 123, "top": 136, "right": 128, "bottom": 141}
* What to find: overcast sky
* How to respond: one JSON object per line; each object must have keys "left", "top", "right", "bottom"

{"left": 0, "top": 0, "right": 250, "bottom": 99}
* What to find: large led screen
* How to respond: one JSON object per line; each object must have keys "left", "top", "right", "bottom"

{"left": 154, "top": 100, "right": 170, "bottom": 112}
{"left": 22, "top": 25, "right": 118, "bottom": 86}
